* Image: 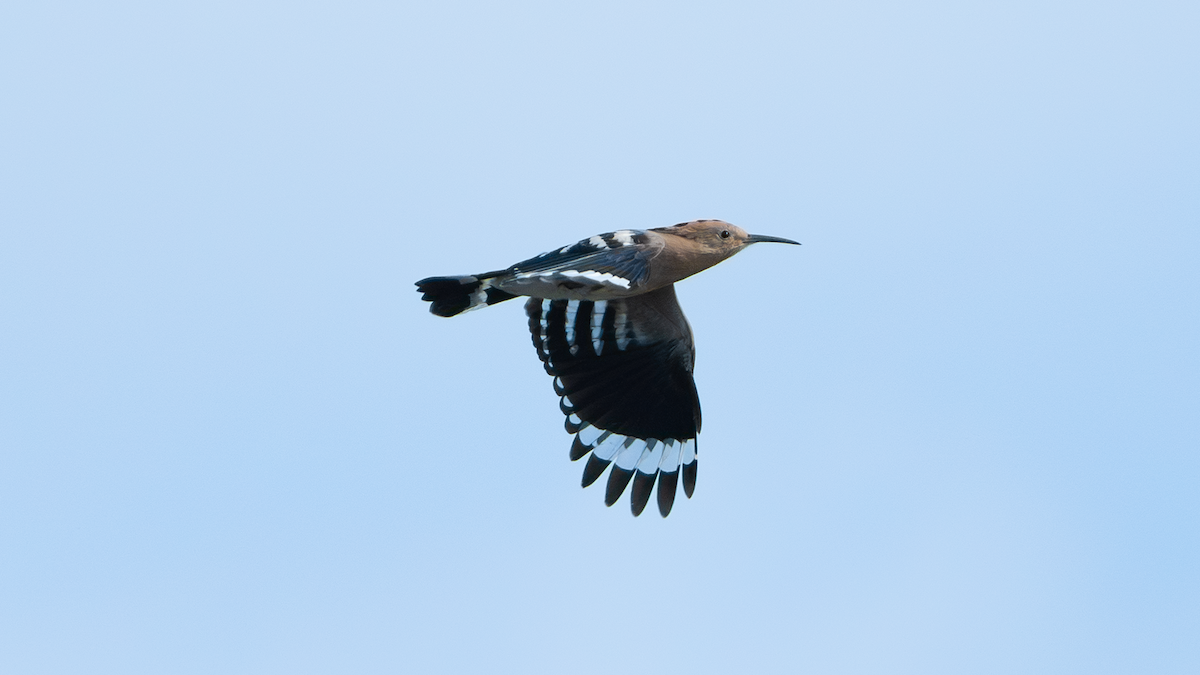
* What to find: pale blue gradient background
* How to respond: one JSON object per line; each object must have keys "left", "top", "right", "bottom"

{"left": 2, "top": 2, "right": 1198, "bottom": 673}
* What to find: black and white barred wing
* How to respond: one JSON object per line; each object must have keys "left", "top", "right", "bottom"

{"left": 499, "top": 229, "right": 663, "bottom": 298}
{"left": 416, "top": 230, "right": 662, "bottom": 317}
{"left": 526, "top": 295, "right": 701, "bottom": 517}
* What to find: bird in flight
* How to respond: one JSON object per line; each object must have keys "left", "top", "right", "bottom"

{"left": 416, "top": 220, "right": 800, "bottom": 517}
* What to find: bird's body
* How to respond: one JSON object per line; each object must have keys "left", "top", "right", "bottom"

{"left": 416, "top": 220, "right": 799, "bottom": 517}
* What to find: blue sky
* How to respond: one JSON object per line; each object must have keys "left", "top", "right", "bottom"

{"left": 3, "top": 2, "right": 1198, "bottom": 673}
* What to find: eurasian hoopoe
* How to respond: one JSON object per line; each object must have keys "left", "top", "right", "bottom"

{"left": 416, "top": 220, "right": 800, "bottom": 517}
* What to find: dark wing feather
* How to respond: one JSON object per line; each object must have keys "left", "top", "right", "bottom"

{"left": 526, "top": 293, "right": 701, "bottom": 516}
{"left": 527, "top": 298, "right": 700, "bottom": 441}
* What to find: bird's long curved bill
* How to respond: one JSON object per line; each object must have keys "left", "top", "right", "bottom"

{"left": 746, "top": 234, "right": 801, "bottom": 245}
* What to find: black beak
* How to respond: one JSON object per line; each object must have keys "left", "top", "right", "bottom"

{"left": 746, "top": 234, "right": 801, "bottom": 245}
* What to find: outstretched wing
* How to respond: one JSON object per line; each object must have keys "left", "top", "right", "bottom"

{"left": 525, "top": 288, "right": 701, "bottom": 517}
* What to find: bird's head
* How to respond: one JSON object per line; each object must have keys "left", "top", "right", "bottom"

{"left": 655, "top": 220, "right": 800, "bottom": 260}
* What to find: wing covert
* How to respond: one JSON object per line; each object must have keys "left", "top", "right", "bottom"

{"left": 495, "top": 229, "right": 662, "bottom": 296}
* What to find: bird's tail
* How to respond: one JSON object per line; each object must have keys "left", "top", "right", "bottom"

{"left": 415, "top": 274, "right": 518, "bottom": 317}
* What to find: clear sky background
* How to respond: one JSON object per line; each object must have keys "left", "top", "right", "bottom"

{"left": 2, "top": 2, "right": 1198, "bottom": 673}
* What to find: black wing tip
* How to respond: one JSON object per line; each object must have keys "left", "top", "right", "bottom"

{"left": 657, "top": 470, "right": 678, "bottom": 517}
{"left": 559, "top": 398, "right": 576, "bottom": 416}
{"left": 576, "top": 442, "right": 686, "bottom": 516}
{"left": 682, "top": 460, "right": 697, "bottom": 498}
{"left": 569, "top": 435, "right": 591, "bottom": 461}
{"left": 581, "top": 454, "right": 610, "bottom": 488}
{"left": 604, "top": 466, "right": 635, "bottom": 507}
{"left": 629, "top": 470, "right": 656, "bottom": 517}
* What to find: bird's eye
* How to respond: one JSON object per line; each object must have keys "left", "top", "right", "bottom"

{"left": 719, "top": 230, "right": 731, "bottom": 239}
